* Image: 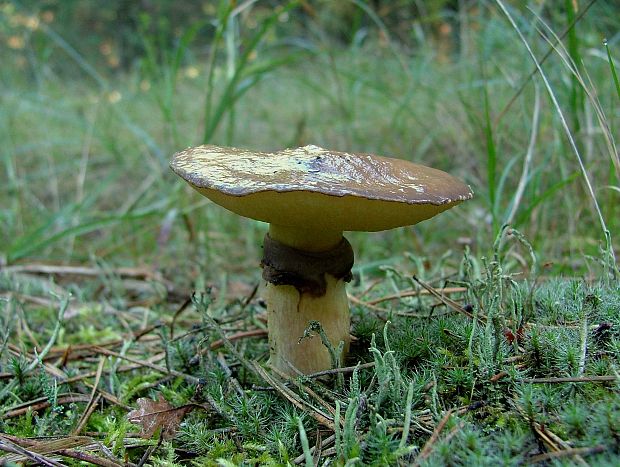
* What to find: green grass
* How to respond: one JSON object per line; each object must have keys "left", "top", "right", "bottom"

{"left": 1, "top": 1, "right": 619, "bottom": 465}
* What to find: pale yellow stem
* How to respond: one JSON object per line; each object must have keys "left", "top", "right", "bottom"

{"left": 264, "top": 224, "right": 351, "bottom": 374}
{"left": 265, "top": 275, "right": 350, "bottom": 374}
{"left": 269, "top": 224, "right": 343, "bottom": 252}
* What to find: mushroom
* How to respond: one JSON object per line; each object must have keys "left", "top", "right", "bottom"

{"left": 171, "top": 144, "right": 472, "bottom": 374}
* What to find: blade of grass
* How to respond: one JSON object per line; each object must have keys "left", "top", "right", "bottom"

{"left": 5, "top": 168, "right": 126, "bottom": 259}
{"left": 515, "top": 172, "right": 580, "bottom": 226}
{"left": 347, "top": 0, "right": 411, "bottom": 77}
{"left": 140, "top": 17, "right": 206, "bottom": 148}
{"left": 482, "top": 69, "right": 499, "bottom": 235}
{"left": 0, "top": 296, "right": 68, "bottom": 405}
{"left": 399, "top": 382, "right": 414, "bottom": 450}
{"left": 493, "top": 0, "right": 597, "bottom": 128}
{"left": 202, "top": 1, "right": 303, "bottom": 143}
{"left": 505, "top": 84, "right": 541, "bottom": 226}
{"left": 495, "top": 155, "right": 521, "bottom": 224}
{"left": 564, "top": 0, "right": 584, "bottom": 135}
{"left": 37, "top": 23, "right": 106, "bottom": 89}
{"left": 605, "top": 40, "right": 620, "bottom": 100}
{"left": 203, "top": 1, "right": 234, "bottom": 140}
{"left": 7, "top": 206, "right": 167, "bottom": 263}
{"left": 530, "top": 11, "right": 620, "bottom": 180}
{"left": 297, "top": 418, "right": 314, "bottom": 467}
{"left": 495, "top": 0, "right": 616, "bottom": 266}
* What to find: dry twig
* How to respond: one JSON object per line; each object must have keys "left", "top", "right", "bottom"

{"left": 412, "top": 276, "right": 485, "bottom": 322}
{"left": 413, "top": 409, "right": 453, "bottom": 466}
{"left": 528, "top": 445, "right": 606, "bottom": 464}
{"left": 520, "top": 375, "right": 617, "bottom": 384}
{"left": 365, "top": 287, "right": 467, "bottom": 305}
{"left": 72, "top": 356, "right": 106, "bottom": 435}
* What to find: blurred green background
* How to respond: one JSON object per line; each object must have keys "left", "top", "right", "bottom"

{"left": 1, "top": 0, "right": 618, "bottom": 280}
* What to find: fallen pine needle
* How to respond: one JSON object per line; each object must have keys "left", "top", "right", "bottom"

{"left": 413, "top": 409, "right": 453, "bottom": 466}
{"left": 528, "top": 445, "right": 606, "bottom": 463}
{"left": 366, "top": 287, "right": 467, "bottom": 305}
{"left": 520, "top": 375, "right": 617, "bottom": 384}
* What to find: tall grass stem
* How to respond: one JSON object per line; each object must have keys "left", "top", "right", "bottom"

{"left": 495, "top": 0, "right": 616, "bottom": 265}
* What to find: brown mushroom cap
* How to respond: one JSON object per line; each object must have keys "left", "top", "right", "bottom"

{"left": 170, "top": 144, "right": 473, "bottom": 232}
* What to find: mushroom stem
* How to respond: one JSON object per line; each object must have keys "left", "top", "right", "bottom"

{"left": 264, "top": 224, "right": 351, "bottom": 374}
{"left": 269, "top": 224, "right": 343, "bottom": 252}
{"left": 264, "top": 275, "right": 350, "bottom": 374}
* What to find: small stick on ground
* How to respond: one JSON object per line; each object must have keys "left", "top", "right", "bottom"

{"left": 137, "top": 433, "right": 164, "bottom": 467}
{"left": 293, "top": 434, "right": 335, "bottom": 465}
{"left": 207, "top": 328, "right": 268, "bottom": 352}
{"left": 72, "top": 355, "right": 106, "bottom": 435}
{"left": 312, "top": 429, "right": 323, "bottom": 465}
{"left": 216, "top": 352, "right": 244, "bottom": 397}
{"left": 520, "top": 375, "right": 618, "bottom": 384}
{"left": 357, "top": 277, "right": 383, "bottom": 298}
{"left": 366, "top": 287, "right": 467, "bottom": 305}
{"left": 528, "top": 445, "right": 606, "bottom": 464}
{"left": 539, "top": 426, "right": 589, "bottom": 466}
{"left": 61, "top": 352, "right": 166, "bottom": 385}
{"left": 516, "top": 403, "right": 589, "bottom": 467}
{"left": 3, "top": 394, "right": 91, "bottom": 419}
{"left": 3, "top": 263, "right": 164, "bottom": 282}
{"left": 169, "top": 297, "right": 191, "bottom": 339}
{"left": 347, "top": 294, "right": 389, "bottom": 319}
{"left": 304, "top": 361, "right": 376, "bottom": 380}
{"left": 412, "top": 276, "right": 485, "bottom": 322}
{"left": 271, "top": 364, "right": 340, "bottom": 421}
{"left": 413, "top": 409, "right": 453, "bottom": 466}
{"left": 0, "top": 438, "right": 65, "bottom": 467}
{"left": 252, "top": 363, "right": 336, "bottom": 430}
{"left": 91, "top": 346, "right": 200, "bottom": 384}
{"left": 0, "top": 433, "right": 127, "bottom": 467}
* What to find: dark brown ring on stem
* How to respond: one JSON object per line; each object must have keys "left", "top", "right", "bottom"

{"left": 261, "top": 234, "right": 354, "bottom": 297}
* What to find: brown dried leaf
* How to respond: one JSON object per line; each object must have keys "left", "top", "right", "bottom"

{"left": 127, "top": 395, "right": 192, "bottom": 439}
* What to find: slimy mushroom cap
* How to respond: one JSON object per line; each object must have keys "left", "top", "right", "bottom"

{"left": 170, "top": 144, "right": 473, "bottom": 232}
